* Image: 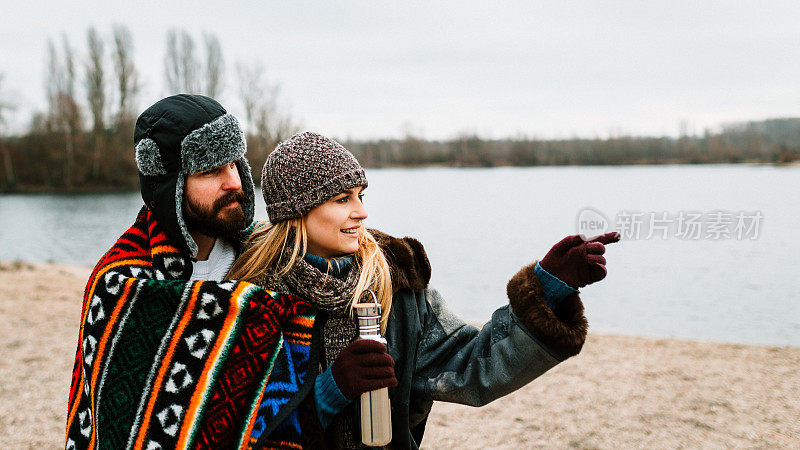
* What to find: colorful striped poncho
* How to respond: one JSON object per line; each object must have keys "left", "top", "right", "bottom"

{"left": 65, "top": 207, "right": 317, "bottom": 449}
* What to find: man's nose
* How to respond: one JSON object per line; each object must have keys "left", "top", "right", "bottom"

{"left": 222, "top": 164, "right": 242, "bottom": 190}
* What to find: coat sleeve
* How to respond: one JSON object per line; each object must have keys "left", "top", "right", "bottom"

{"left": 410, "top": 262, "right": 588, "bottom": 407}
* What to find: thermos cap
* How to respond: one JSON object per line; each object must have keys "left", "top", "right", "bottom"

{"left": 355, "top": 290, "right": 381, "bottom": 317}
{"left": 354, "top": 302, "right": 381, "bottom": 317}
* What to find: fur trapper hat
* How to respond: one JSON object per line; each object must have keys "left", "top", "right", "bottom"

{"left": 134, "top": 94, "right": 255, "bottom": 256}
{"left": 261, "top": 131, "right": 367, "bottom": 222}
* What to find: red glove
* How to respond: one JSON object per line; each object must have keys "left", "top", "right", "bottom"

{"left": 331, "top": 339, "right": 398, "bottom": 400}
{"left": 540, "top": 232, "right": 621, "bottom": 289}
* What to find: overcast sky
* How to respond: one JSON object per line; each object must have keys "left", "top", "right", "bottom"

{"left": 2, "top": 1, "right": 799, "bottom": 140}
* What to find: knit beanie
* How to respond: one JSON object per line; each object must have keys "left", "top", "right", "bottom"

{"left": 133, "top": 94, "right": 256, "bottom": 256}
{"left": 261, "top": 131, "right": 368, "bottom": 222}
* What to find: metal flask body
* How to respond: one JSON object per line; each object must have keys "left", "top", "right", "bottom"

{"left": 354, "top": 292, "right": 392, "bottom": 447}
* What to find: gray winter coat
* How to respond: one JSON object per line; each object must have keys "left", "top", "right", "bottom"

{"left": 384, "top": 288, "right": 568, "bottom": 449}
{"left": 352, "top": 231, "right": 588, "bottom": 449}
{"left": 259, "top": 231, "right": 589, "bottom": 449}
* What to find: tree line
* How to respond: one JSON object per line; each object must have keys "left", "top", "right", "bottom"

{"left": 1, "top": 28, "right": 799, "bottom": 192}
{"left": 0, "top": 26, "right": 292, "bottom": 192}
{"left": 347, "top": 119, "right": 800, "bottom": 168}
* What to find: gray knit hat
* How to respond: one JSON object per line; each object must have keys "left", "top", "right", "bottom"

{"left": 262, "top": 131, "right": 368, "bottom": 222}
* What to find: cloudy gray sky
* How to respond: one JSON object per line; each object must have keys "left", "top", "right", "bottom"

{"left": 2, "top": 1, "right": 799, "bottom": 139}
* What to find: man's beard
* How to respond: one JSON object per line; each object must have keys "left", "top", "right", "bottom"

{"left": 183, "top": 189, "right": 247, "bottom": 242}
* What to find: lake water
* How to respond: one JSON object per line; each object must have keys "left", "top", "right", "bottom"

{"left": 1, "top": 165, "right": 798, "bottom": 347}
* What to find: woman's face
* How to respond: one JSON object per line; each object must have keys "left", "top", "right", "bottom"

{"left": 304, "top": 186, "right": 368, "bottom": 258}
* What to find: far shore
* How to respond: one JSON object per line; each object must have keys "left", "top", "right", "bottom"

{"left": 2, "top": 161, "right": 798, "bottom": 195}
{"left": 1, "top": 261, "right": 798, "bottom": 448}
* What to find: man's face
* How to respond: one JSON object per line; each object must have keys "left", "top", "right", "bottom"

{"left": 183, "top": 161, "right": 247, "bottom": 240}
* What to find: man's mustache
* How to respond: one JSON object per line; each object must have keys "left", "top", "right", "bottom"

{"left": 212, "top": 190, "right": 246, "bottom": 214}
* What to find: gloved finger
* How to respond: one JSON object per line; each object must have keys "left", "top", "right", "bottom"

{"left": 362, "top": 366, "right": 396, "bottom": 380}
{"left": 347, "top": 339, "right": 387, "bottom": 355}
{"left": 550, "top": 234, "right": 585, "bottom": 252}
{"left": 566, "top": 242, "right": 590, "bottom": 259}
{"left": 358, "top": 352, "right": 395, "bottom": 367}
{"left": 585, "top": 242, "right": 605, "bottom": 255}
{"left": 589, "top": 263, "right": 607, "bottom": 282}
{"left": 589, "top": 232, "right": 621, "bottom": 245}
{"left": 587, "top": 254, "right": 606, "bottom": 266}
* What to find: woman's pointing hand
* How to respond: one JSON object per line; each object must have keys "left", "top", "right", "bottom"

{"left": 539, "top": 232, "right": 621, "bottom": 289}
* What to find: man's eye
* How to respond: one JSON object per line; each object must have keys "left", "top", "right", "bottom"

{"left": 358, "top": 193, "right": 365, "bottom": 201}
{"left": 335, "top": 197, "right": 348, "bottom": 203}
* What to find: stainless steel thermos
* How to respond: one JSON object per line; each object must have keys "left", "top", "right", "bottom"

{"left": 354, "top": 291, "right": 392, "bottom": 446}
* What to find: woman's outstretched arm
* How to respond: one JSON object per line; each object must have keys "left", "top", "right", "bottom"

{"left": 408, "top": 274, "right": 587, "bottom": 408}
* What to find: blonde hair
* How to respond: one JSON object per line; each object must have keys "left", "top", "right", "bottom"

{"left": 226, "top": 219, "right": 394, "bottom": 331}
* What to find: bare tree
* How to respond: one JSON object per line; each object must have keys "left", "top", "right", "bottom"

{"left": 236, "top": 61, "right": 265, "bottom": 133}
{"left": 112, "top": 25, "right": 139, "bottom": 127}
{"left": 85, "top": 27, "right": 106, "bottom": 179}
{"left": 60, "top": 34, "right": 82, "bottom": 187}
{"left": 110, "top": 24, "right": 140, "bottom": 181}
{"left": 112, "top": 24, "right": 139, "bottom": 127}
{"left": 45, "top": 39, "right": 60, "bottom": 131}
{"left": 0, "top": 74, "right": 11, "bottom": 131}
{"left": 235, "top": 60, "right": 294, "bottom": 173}
{"left": 45, "top": 36, "right": 83, "bottom": 187}
{"left": 164, "top": 29, "right": 180, "bottom": 93}
{"left": 179, "top": 31, "right": 199, "bottom": 93}
{"left": 203, "top": 32, "right": 224, "bottom": 97}
{"left": 164, "top": 29, "right": 199, "bottom": 94}
{"left": 0, "top": 73, "right": 17, "bottom": 188}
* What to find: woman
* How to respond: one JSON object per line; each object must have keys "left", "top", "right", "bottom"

{"left": 228, "top": 131, "right": 619, "bottom": 449}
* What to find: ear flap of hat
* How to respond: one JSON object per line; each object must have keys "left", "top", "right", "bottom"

{"left": 236, "top": 157, "right": 256, "bottom": 229}
{"left": 174, "top": 174, "right": 199, "bottom": 257}
{"left": 139, "top": 171, "right": 197, "bottom": 256}
{"left": 135, "top": 138, "right": 168, "bottom": 176}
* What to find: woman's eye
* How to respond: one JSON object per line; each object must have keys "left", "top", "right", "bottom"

{"left": 335, "top": 196, "right": 348, "bottom": 203}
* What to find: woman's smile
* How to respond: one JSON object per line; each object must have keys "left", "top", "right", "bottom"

{"left": 341, "top": 226, "right": 359, "bottom": 238}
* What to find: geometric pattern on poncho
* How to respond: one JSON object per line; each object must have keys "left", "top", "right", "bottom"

{"left": 247, "top": 316, "right": 315, "bottom": 449}
{"left": 64, "top": 206, "right": 315, "bottom": 450}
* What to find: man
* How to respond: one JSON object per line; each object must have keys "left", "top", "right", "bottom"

{"left": 134, "top": 93, "right": 254, "bottom": 277}
{"left": 65, "top": 95, "right": 313, "bottom": 449}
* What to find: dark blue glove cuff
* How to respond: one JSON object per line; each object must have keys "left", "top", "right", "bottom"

{"left": 534, "top": 261, "right": 578, "bottom": 310}
{"left": 314, "top": 365, "right": 353, "bottom": 429}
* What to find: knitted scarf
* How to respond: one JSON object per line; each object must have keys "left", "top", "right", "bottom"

{"left": 256, "top": 253, "right": 362, "bottom": 448}
{"left": 257, "top": 252, "right": 360, "bottom": 364}
{"left": 65, "top": 207, "right": 315, "bottom": 450}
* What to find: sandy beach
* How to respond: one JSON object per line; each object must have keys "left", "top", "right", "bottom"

{"left": 1, "top": 261, "right": 797, "bottom": 449}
